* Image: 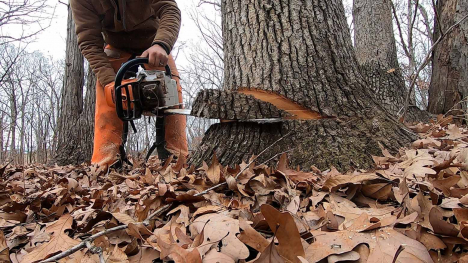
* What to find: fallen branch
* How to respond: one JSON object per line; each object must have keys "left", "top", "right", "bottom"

{"left": 40, "top": 132, "right": 292, "bottom": 263}
{"left": 40, "top": 225, "right": 127, "bottom": 263}
{"left": 85, "top": 241, "right": 105, "bottom": 263}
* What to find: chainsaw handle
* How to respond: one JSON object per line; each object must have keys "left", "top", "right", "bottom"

{"left": 114, "top": 57, "right": 172, "bottom": 87}
{"left": 114, "top": 58, "right": 172, "bottom": 122}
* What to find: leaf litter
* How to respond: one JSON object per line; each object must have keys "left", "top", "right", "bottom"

{"left": 2, "top": 117, "right": 468, "bottom": 262}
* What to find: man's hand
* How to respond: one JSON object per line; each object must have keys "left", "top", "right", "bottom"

{"left": 141, "top": 44, "right": 168, "bottom": 68}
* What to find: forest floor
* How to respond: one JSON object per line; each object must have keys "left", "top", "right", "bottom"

{"left": 1, "top": 116, "right": 468, "bottom": 263}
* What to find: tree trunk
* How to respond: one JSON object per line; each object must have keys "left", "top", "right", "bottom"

{"left": 19, "top": 103, "right": 26, "bottom": 165}
{"left": 428, "top": 0, "right": 468, "bottom": 115}
{"left": 9, "top": 89, "right": 17, "bottom": 162}
{"left": 80, "top": 67, "right": 97, "bottom": 160}
{"left": 189, "top": 0, "right": 416, "bottom": 171}
{"left": 53, "top": 7, "right": 95, "bottom": 165}
{"left": 0, "top": 116, "right": 3, "bottom": 163}
{"left": 353, "top": 0, "right": 406, "bottom": 116}
{"left": 353, "top": 0, "right": 430, "bottom": 122}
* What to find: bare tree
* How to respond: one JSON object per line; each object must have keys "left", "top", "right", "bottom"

{"left": 53, "top": 6, "right": 96, "bottom": 165}
{"left": 179, "top": 1, "right": 223, "bottom": 150}
{"left": 353, "top": 0, "right": 407, "bottom": 117}
{"left": 0, "top": 0, "right": 53, "bottom": 46}
{"left": 428, "top": 0, "right": 468, "bottom": 116}
{"left": 391, "top": 0, "right": 435, "bottom": 109}
{"left": 189, "top": 0, "right": 415, "bottom": 171}
{"left": 0, "top": 42, "right": 63, "bottom": 164}
{"left": 0, "top": 115, "right": 3, "bottom": 162}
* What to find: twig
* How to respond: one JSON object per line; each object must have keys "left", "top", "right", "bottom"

{"left": 41, "top": 132, "right": 293, "bottom": 262}
{"left": 85, "top": 241, "right": 105, "bottom": 263}
{"left": 192, "top": 131, "right": 293, "bottom": 197}
{"left": 400, "top": 14, "right": 468, "bottom": 121}
{"left": 40, "top": 225, "right": 127, "bottom": 263}
{"left": 257, "top": 149, "right": 295, "bottom": 167}
{"left": 143, "top": 204, "right": 172, "bottom": 225}
{"left": 391, "top": 2, "right": 411, "bottom": 59}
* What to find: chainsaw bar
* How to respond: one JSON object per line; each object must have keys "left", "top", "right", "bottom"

{"left": 164, "top": 109, "right": 285, "bottom": 123}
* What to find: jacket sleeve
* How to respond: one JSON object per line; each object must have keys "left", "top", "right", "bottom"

{"left": 152, "top": 0, "right": 181, "bottom": 53}
{"left": 70, "top": 0, "right": 116, "bottom": 86}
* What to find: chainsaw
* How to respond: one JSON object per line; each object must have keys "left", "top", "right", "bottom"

{"left": 112, "top": 58, "right": 180, "bottom": 121}
{"left": 113, "top": 58, "right": 286, "bottom": 121}
{"left": 112, "top": 58, "right": 282, "bottom": 163}
{"left": 111, "top": 57, "right": 182, "bottom": 163}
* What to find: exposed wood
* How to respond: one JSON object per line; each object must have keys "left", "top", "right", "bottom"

{"left": 191, "top": 89, "right": 291, "bottom": 120}
{"left": 238, "top": 89, "right": 322, "bottom": 120}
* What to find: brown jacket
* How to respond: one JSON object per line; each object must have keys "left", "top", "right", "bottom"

{"left": 70, "top": 0, "right": 181, "bottom": 86}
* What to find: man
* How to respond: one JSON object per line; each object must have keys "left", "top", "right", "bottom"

{"left": 70, "top": 0, "right": 188, "bottom": 167}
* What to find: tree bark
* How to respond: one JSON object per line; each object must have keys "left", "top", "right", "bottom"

{"left": 0, "top": 116, "right": 3, "bottom": 163}
{"left": 190, "top": 0, "right": 416, "bottom": 171}
{"left": 53, "top": 7, "right": 95, "bottom": 165}
{"left": 9, "top": 88, "right": 17, "bottom": 162}
{"left": 80, "top": 67, "right": 96, "bottom": 160}
{"left": 428, "top": 0, "right": 468, "bottom": 115}
{"left": 353, "top": 0, "right": 407, "bottom": 117}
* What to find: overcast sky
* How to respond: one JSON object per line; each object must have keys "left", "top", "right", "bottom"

{"left": 26, "top": 0, "right": 353, "bottom": 66}
{"left": 26, "top": 0, "right": 210, "bottom": 65}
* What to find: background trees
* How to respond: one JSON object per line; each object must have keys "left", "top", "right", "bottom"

{"left": 0, "top": 0, "right": 52, "bottom": 46}
{"left": 0, "top": 0, "right": 467, "bottom": 165}
{"left": 0, "top": 44, "right": 63, "bottom": 164}
{"left": 428, "top": 0, "right": 468, "bottom": 116}
{"left": 52, "top": 7, "right": 95, "bottom": 165}
{"left": 353, "top": 0, "right": 407, "bottom": 117}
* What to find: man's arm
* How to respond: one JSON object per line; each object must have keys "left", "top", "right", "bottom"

{"left": 70, "top": 0, "right": 116, "bottom": 86}
{"left": 142, "top": 0, "right": 181, "bottom": 67}
{"left": 152, "top": 0, "right": 181, "bottom": 53}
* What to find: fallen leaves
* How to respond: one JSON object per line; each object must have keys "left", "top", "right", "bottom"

{"left": 429, "top": 207, "right": 459, "bottom": 237}
{"left": 305, "top": 228, "right": 432, "bottom": 262}
{"left": 0, "top": 231, "right": 10, "bottom": 263}
{"left": 238, "top": 218, "right": 269, "bottom": 252}
{"left": 206, "top": 155, "right": 221, "bottom": 184}
{"left": 190, "top": 213, "right": 249, "bottom": 261}
{"left": 254, "top": 239, "right": 285, "bottom": 263}
{"left": 261, "top": 204, "right": 305, "bottom": 262}
{"left": 22, "top": 215, "right": 81, "bottom": 262}
{"left": 322, "top": 173, "right": 380, "bottom": 191}
{"left": 3, "top": 120, "right": 468, "bottom": 262}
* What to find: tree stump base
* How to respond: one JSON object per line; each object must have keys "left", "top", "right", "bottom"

{"left": 189, "top": 110, "right": 416, "bottom": 172}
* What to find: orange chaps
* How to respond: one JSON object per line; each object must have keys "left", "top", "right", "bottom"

{"left": 91, "top": 46, "right": 188, "bottom": 167}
